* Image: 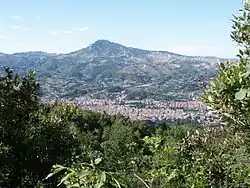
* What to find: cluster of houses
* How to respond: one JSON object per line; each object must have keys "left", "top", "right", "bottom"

{"left": 42, "top": 97, "right": 220, "bottom": 125}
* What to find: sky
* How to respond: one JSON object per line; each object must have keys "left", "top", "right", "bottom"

{"left": 0, "top": 0, "right": 242, "bottom": 58}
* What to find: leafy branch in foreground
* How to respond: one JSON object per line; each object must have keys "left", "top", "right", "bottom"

{"left": 202, "top": 0, "right": 250, "bottom": 131}
{"left": 45, "top": 158, "right": 126, "bottom": 188}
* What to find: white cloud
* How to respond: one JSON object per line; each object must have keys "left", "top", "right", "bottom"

{"left": 11, "top": 25, "right": 21, "bottom": 29}
{"left": 63, "top": 30, "right": 72, "bottom": 34}
{"left": 0, "top": 35, "right": 4, "bottom": 40}
{"left": 11, "top": 25, "right": 29, "bottom": 31}
{"left": 52, "top": 30, "right": 60, "bottom": 34}
{"left": 79, "top": 27, "right": 88, "bottom": 32}
{"left": 44, "top": 27, "right": 87, "bottom": 36}
{"left": 35, "top": 16, "right": 41, "bottom": 20}
{"left": 45, "top": 29, "right": 74, "bottom": 35}
{"left": 11, "top": 15, "right": 24, "bottom": 20}
{"left": 45, "top": 30, "right": 60, "bottom": 35}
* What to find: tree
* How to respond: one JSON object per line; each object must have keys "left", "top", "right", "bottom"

{"left": 171, "top": 1, "right": 250, "bottom": 187}
{"left": 0, "top": 68, "right": 84, "bottom": 187}
{"left": 0, "top": 67, "right": 41, "bottom": 186}
{"left": 202, "top": 0, "right": 250, "bottom": 130}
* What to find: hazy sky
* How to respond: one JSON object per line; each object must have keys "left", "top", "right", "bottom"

{"left": 0, "top": 0, "right": 242, "bottom": 58}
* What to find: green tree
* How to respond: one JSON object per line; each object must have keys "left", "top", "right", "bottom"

{"left": 170, "top": 1, "right": 250, "bottom": 187}
{"left": 0, "top": 67, "right": 41, "bottom": 186}
{"left": 202, "top": 0, "right": 250, "bottom": 130}
{"left": 0, "top": 68, "right": 85, "bottom": 187}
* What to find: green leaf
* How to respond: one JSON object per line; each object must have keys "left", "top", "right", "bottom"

{"left": 94, "top": 182, "right": 104, "bottom": 188}
{"left": 57, "top": 171, "right": 76, "bottom": 186}
{"left": 112, "top": 176, "right": 122, "bottom": 188}
{"left": 45, "top": 165, "right": 67, "bottom": 180}
{"left": 100, "top": 172, "right": 106, "bottom": 183}
{"left": 235, "top": 89, "right": 248, "bottom": 100}
{"left": 68, "top": 183, "right": 80, "bottom": 187}
{"left": 241, "top": 71, "right": 250, "bottom": 78}
{"left": 207, "top": 95, "right": 213, "bottom": 103}
{"left": 246, "top": 62, "right": 250, "bottom": 72}
{"left": 78, "top": 169, "right": 90, "bottom": 179}
{"left": 94, "top": 158, "right": 102, "bottom": 165}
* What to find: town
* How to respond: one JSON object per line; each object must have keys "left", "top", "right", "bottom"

{"left": 42, "top": 97, "right": 219, "bottom": 125}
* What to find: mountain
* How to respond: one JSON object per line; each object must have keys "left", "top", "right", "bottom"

{"left": 0, "top": 40, "right": 233, "bottom": 101}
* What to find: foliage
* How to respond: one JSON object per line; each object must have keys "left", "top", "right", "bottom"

{"left": 176, "top": 127, "right": 250, "bottom": 187}
{"left": 45, "top": 158, "right": 126, "bottom": 188}
{"left": 169, "top": 1, "right": 250, "bottom": 187}
{"left": 1, "top": 1, "right": 250, "bottom": 188}
{"left": 0, "top": 67, "right": 42, "bottom": 187}
{"left": 202, "top": 1, "right": 250, "bottom": 130}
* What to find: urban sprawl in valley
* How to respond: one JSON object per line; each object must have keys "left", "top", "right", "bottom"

{"left": 42, "top": 97, "right": 219, "bottom": 126}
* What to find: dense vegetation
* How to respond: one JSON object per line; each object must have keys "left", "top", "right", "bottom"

{"left": 0, "top": 1, "right": 250, "bottom": 187}
{"left": 0, "top": 66, "right": 198, "bottom": 187}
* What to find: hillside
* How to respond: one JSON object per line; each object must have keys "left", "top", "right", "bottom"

{"left": 0, "top": 40, "right": 232, "bottom": 101}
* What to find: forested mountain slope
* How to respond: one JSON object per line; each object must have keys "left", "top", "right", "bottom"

{"left": 0, "top": 40, "right": 233, "bottom": 100}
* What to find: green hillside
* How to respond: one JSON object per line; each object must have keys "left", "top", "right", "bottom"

{"left": 0, "top": 40, "right": 232, "bottom": 101}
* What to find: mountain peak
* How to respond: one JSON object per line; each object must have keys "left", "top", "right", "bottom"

{"left": 92, "top": 39, "right": 113, "bottom": 45}
{"left": 87, "top": 39, "right": 126, "bottom": 53}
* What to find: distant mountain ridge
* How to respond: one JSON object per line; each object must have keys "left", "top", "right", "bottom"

{"left": 0, "top": 39, "right": 235, "bottom": 101}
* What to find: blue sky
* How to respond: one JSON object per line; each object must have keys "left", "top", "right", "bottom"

{"left": 0, "top": 0, "right": 242, "bottom": 58}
